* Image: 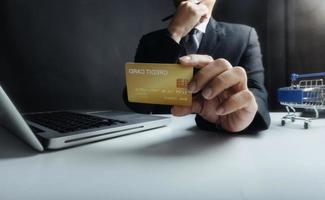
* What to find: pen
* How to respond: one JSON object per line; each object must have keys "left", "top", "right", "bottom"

{"left": 162, "top": 14, "right": 174, "bottom": 22}
{"left": 161, "top": 0, "right": 201, "bottom": 22}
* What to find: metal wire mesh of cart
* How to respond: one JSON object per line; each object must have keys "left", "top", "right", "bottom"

{"left": 278, "top": 72, "right": 325, "bottom": 129}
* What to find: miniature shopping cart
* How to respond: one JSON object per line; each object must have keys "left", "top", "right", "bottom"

{"left": 277, "top": 72, "right": 325, "bottom": 129}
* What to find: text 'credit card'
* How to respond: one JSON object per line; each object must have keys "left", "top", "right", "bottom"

{"left": 125, "top": 63, "right": 193, "bottom": 106}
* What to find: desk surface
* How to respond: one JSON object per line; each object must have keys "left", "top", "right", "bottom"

{"left": 1, "top": 113, "right": 325, "bottom": 200}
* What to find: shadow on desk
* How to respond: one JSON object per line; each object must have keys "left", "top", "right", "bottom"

{"left": 132, "top": 126, "right": 261, "bottom": 157}
{"left": 0, "top": 127, "right": 38, "bottom": 159}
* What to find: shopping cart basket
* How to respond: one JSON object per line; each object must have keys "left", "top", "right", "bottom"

{"left": 278, "top": 72, "right": 325, "bottom": 129}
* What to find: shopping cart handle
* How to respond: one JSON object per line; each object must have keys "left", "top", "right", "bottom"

{"left": 291, "top": 72, "right": 325, "bottom": 81}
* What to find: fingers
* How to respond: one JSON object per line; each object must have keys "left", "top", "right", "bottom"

{"left": 179, "top": 1, "right": 209, "bottom": 17}
{"left": 201, "top": 66, "right": 248, "bottom": 100}
{"left": 196, "top": 3, "right": 209, "bottom": 18}
{"left": 175, "top": 56, "right": 255, "bottom": 124}
{"left": 179, "top": 54, "right": 214, "bottom": 68}
{"left": 171, "top": 96, "right": 203, "bottom": 116}
{"left": 189, "top": 0, "right": 202, "bottom": 5}
{"left": 199, "top": 14, "right": 209, "bottom": 23}
{"left": 216, "top": 90, "right": 257, "bottom": 116}
{"left": 187, "top": 58, "right": 233, "bottom": 93}
{"left": 169, "top": 1, "right": 209, "bottom": 42}
{"left": 171, "top": 105, "right": 192, "bottom": 116}
{"left": 185, "top": 1, "right": 209, "bottom": 25}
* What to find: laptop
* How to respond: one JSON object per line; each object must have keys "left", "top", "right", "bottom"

{"left": 0, "top": 86, "right": 171, "bottom": 151}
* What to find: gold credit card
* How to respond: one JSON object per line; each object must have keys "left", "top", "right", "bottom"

{"left": 125, "top": 62, "right": 193, "bottom": 106}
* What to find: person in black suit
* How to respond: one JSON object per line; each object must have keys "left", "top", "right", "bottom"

{"left": 124, "top": 0, "right": 271, "bottom": 133}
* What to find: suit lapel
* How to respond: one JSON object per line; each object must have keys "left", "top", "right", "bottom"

{"left": 197, "top": 18, "right": 224, "bottom": 58}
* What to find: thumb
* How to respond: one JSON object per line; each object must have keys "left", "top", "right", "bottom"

{"left": 171, "top": 98, "right": 203, "bottom": 116}
{"left": 179, "top": 54, "right": 214, "bottom": 68}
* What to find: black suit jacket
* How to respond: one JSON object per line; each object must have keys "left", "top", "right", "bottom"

{"left": 124, "top": 18, "right": 271, "bottom": 132}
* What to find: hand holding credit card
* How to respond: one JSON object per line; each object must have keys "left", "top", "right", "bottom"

{"left": 125, "top": 63, "right": 193, "bottom": 106}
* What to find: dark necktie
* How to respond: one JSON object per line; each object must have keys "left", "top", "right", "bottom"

{"left": 182, "top": 29, "right": 200, "bottom": 55}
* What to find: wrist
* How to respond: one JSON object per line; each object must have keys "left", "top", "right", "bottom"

{"left": 167, "top": 26, "right": 184, "bottom": 44}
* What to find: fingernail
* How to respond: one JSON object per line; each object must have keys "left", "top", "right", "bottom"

{"left": 202, "top": 88, "right": 212, "bottom": 99}
{"left": 216, "top": 107, "right": 224, "bottom": 115}
{"left": 180, "top": 56, "right": 191, "bottom": 62}
{"left": 188, "top": 81, "right": 197, "bottom": 93}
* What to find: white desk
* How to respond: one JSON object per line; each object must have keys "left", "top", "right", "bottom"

{"left": 1, "top": 113, "right": 325, "bottom": 200}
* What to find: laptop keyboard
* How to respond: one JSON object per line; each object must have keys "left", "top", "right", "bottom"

{"left": 24, "top": 111, "right": 126, "bottom": 133}
{"left": 28, "top": 125, "right": 44, "bottom": 134}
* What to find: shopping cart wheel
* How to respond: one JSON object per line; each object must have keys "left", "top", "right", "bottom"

{"left": 304, "top": 122, "right": 309, "bottom": 129}
{"left": 281, "top": 119, "right": 286, "bottom": 126}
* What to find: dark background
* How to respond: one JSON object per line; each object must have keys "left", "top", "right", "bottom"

{"left": 1, "top": 0, "right": 325, "bottom": 113}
